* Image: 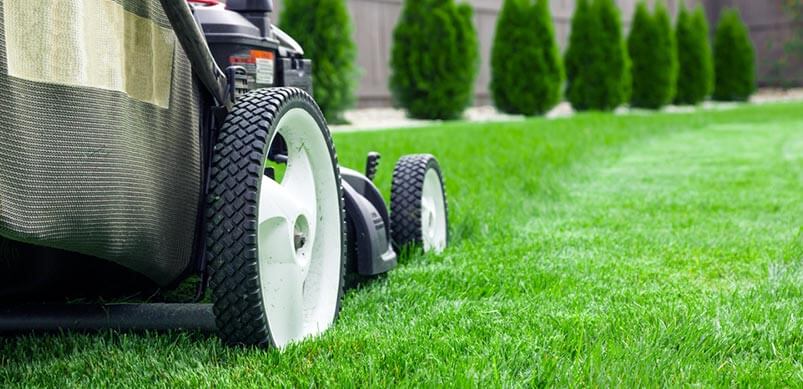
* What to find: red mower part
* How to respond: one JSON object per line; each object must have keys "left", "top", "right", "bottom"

{"left": 187, "top": 0, "right": 219, "bottom": 6}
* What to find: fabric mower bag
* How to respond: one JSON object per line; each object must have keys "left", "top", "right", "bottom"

{"left": 0, "top": 0, "right": 201, "bottom": 287}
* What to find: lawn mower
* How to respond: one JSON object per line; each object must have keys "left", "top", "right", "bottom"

{"left": 0, "top": 0, "right": 448, "bottom": 348}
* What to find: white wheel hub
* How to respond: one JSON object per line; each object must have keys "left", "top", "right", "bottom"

{"left": 256, "top": 107, "right": 341, "bottom": 349}
{"left": 421, "top": 168, "right": 447, "bottom": 253}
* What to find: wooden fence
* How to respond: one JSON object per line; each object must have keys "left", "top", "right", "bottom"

{"left": 269, "top": 0, "right": 800, "bottom": 107}
{"left": 703, "top": 0, "right": 802, "bottom": 88}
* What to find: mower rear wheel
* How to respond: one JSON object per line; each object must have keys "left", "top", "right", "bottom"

{"left": 205, "top": 88, "right": 345, "bottom": 348}
{"left": 390, "top": 155, "right": 448, "bottom": 253}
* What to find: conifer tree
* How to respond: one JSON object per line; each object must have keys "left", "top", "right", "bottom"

{"left": 491, "top": 0, "right": 563, "bottom": 115}
{"left": 389, "top": 0, "right": 479, "bottom": 119}
{"left": 712, "top": 8, "right": 756, "bottom": 101}
{"left": 280, "top": 0, "right": 357, "bottom": 121}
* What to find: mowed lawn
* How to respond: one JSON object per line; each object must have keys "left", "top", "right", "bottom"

{"left": 2, "top": 103, "right": 801, "bottom": 386}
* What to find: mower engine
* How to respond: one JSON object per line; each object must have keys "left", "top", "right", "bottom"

{"left": 191, "top": 0, "right": 312, "bottom": 96}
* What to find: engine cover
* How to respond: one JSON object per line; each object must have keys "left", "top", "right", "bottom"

{"left": 192, "top": 3, "right": 313, "bottom": 95}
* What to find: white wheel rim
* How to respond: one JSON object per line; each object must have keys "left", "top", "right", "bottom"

{"left": 421, "top": 168, "right": 447, "bottom": 253}
{"left": 256, "top": 107, "right": 341, "bottom": 349}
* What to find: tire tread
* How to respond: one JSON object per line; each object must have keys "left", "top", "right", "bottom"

{"left": 390, "top": 154, "right": 448, "bottom": 250}
{"left": 205, "top": 88, "right": 344, "bottom": 347}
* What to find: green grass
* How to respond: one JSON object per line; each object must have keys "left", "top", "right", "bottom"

{"left": 2, "top": 103, "right": 802, "bottom": 387}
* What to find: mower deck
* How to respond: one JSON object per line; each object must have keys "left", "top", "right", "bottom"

{"left": 0, "top": 304, "right": 216, "bottom": 333}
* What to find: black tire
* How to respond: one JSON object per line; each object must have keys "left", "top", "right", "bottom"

{"left": 390, "top": 154, "right": 449, "bottom": 252}
{"left": 205, "top": 88, "right": 345, "bottom": 347}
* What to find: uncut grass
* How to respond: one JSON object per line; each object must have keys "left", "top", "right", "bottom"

{"left": 1, "top": 103, "right": 801, "bottom": 386}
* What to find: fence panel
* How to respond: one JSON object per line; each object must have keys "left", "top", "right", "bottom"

{"left": 270, "top": 0, "right": 798, "bottom": 107}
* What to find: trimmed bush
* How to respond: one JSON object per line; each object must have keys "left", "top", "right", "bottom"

{"left": 490, "top": 0, "right": 563, "bottom": 116}
{"left": 280, "top": 0, "right": 357, "bottom": 122}
{"left": 675, "top": 5, "right": 713, "bottom": 105}
{"left": 389, "top": 0, "right": 479, "bottom": 120}
{"left": 564, "top": 0, "right": 628, "bottom": 111}
{"left": 564, "top": 0, "right": 597, "bottom": 111}
{"left": 628, "top": 2, "right": 677, "bottom": 109}
{"left": 622, "top": 43, "right": 633, "bottom": 104}
{"left": 713, "top": 8, "right": 756, "bottom": 101}
{"left": 595, "top": 0, "right": 630, "bottom": 108}
{"left": 655, "top": 3, "right": 678, "bottom": 101}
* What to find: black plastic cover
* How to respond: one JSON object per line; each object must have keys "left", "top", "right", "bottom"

{"left": 194, "top": 6, "right": 269, "bottom": 42}
{"left": 341, "top": 169, "right": 397, "bottom": 276}
{"left": 278, "top": 57, "right": 313, "bottom": 96}
{"left": 226, "top": 0, "right": 273, "bottom": 12}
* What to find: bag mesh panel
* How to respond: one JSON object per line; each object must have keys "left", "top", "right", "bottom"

{"left": 0, "top": 0, "right": 201, "bottom": 285}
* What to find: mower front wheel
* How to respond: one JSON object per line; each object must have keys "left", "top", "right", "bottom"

{"left": 390, "top": 155, "right": 448, "bottom": 253}
{"left": 205, "top": 88, "right": 345, "bottom": 348}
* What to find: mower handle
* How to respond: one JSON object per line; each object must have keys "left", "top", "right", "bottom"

{"left": 159, "top": 0, "right": 232, "bottom": 109}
